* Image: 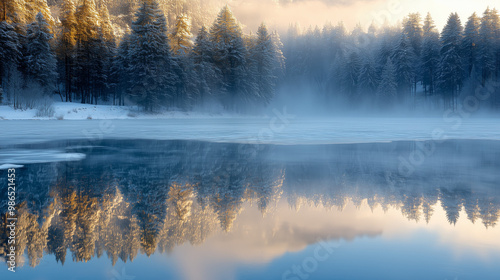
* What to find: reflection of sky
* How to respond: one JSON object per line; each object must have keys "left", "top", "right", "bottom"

{"left": 171, "top": 200, "right": 500, "bottom": 280}
{"left": 6, "top": 198, "right": 498, "bottom": 280}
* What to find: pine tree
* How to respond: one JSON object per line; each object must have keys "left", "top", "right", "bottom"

{"left": 191, "top": 25, "right": 219, "bottom": 104}
{"left": 478, "top": 8, "right": 498, "bottom": 84}
{"left": 377, "top": 58, "right": 397, "bottom": 106}
{"left": 110, "top": 31, "right": 131, "bottom": 106}
{"left": 403, "top": 13, "right": 423, "bottom": 92}
{"left": 248, "top": 23, "right": 276, "bottom": 105}
{"left": 57, "top": 0, "right": 77, "bottom": 102}
{"left": 494, "top": 9, "right": 500, "bottom": 81}
{"left": 209, "top": 5, "right": 248, "bottom": 110}
{"left": 358, "top": 55, "right": 379, "bottom": 93}
{"left": 1, "top": 0, "right": 25, "bottom": 24}
{"left": 74, "top": 0, "right": 101, "bottom": 104}
{"left": 128, "top": 0, "right": 177, "bottom": 111}
{"left": 421, "top": 13, "right": 441, "bottom": 95}
{"left": 169, "top": 13, "right": 193, "bottom": 56}
{"left": 97, "top": 2, "right": 116, "bottom": 103}
{"left": 340, "top": 51, "right": 361, "bottom": 101}
{"left": 168, "top": 13, "right": 195, "bottom": 108}
{"left": 25, "top": 0, "right": 55, "bottom": 31}
{"left": 438, "top": 13, "right": 463, "bottom": 109}
{"left": 24, "top": 12, "right": 57, "bottom": 91}
{"left": 0, "top": 85, "right": 3, "bottom": 104}
{"left": 403, "top": 13, "right": 423, "bottom": 56}
{"left": 270, "top": 30, "right": 285, "bottom": 81}
{"left": 461, "top": 13, "right": 481, "bottom": 78}
{"left": 391, "top": 33, "right": 416, "bottom": 98}
{"left": 0, "top": 21, "right": 21, "bottom": 92}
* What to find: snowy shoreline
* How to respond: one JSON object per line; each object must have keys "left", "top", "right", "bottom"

{"left": 0, "top": 102, "right": 248, "bottom": 120}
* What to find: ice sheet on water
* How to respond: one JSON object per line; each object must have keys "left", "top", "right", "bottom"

{"left": 0, "top": 164, "right": 24, "bottom": 170}
{"left": 0, "top": 149, "right": 86, "bottom": 165}
{"left": 0, "top": 117, "right": 500, "bottom": 146}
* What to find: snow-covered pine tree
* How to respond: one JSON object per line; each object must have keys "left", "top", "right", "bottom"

{"left": 478, "top": 8, "right": 498, "bottom": 84}
{"left": 494, "top": 9, "right": 500, "bottom": 81}
{"left": 110, "top": 31, "right": 131, "bottom": 106}
{"left": 248, "top": 23, "right": 276, "bottom": 105}
{"left": 168, "top": 13, "right": 196, "bottom": 108}
{"left": 163, "top": 0, "right": 187, "bottom": 29}
{"left": 391, "top": 33, "right": 416, "bottom": 98}
{"left": 421, "top": 13, "right": 441, "bottom": 96}
{"left": 128, "top": 0, "right": 177, "bottom": 111}
{"left": 303, "top": 26, "right": 327, "bottom": 92}
{"left": 461, "top": 13, "right": 481, "bottom": 79}
{"left": 25, "top": 0, "right": 55, "bottom": 31}
{"left": 1, "top": 0, "right": 24, "bottom": 23}
{"left": 376, "top": 58, "right": 397, "bottom": 106}
{"left": 169, "top": 13, "right": 193, "bottom": 56}
{"left": 403, "top": 13, "right": 423, "bottom": 56}
{"left": 270, "top": 30, "right": 285, "bottom": 82}
{"left": 74, "top": 0, "right": 101, "bottom": 104}
{"left": 57, "top": 0, "right": 77, "bottom": 102}
{"left": 191, "top": 25, "right": 219, "bottom": 104}
{"left": 375, "top": 26, "right": 400, "bottom": 75}
{"left": 209, "top": 5, "right": 248, "bottom": 110}
{"left": 24, "top": 12, "right": 57, "bottom": 91}
{"left": 340, "top": 51, "right": 361, "bottom": 102}
{"left": 97, "top": 2, "right": 117, "bottom": 102}
{"left": 358, "top": 54, "right": 379, "bottom": 93}
{"left": 0, "top": 20, "right": 20, "bottom": 93}
{"left": 0, "top": 85, "right": 3, "bottom": 104}
{"left": 438, "top": 12, "right": 463, "bottom": 109}
{"left": 403, "top": 13, "right": 423, "bottom": 92}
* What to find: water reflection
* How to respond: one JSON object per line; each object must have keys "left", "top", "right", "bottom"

{"left": 0, "top": 140, "right": 499, "bottom": 270}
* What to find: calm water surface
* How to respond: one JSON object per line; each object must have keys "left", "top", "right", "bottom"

{"left": 0, "top": 140, "right": 499, "bottom": 280}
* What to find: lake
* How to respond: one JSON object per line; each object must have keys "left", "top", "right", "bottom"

{"left": 1, "top": 139, "right": 500, "bottom": 280}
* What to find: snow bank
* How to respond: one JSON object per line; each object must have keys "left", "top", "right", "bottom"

{"left": 0, "top": 102, "right": 244, "bottom": 120}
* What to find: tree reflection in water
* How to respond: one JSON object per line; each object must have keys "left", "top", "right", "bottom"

{"left": 1, "top": 140, "right": 499, "bottom": 268}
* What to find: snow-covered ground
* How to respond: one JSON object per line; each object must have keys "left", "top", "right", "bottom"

{"left": 0, "top": 102, "right": 240, "bottom": 120}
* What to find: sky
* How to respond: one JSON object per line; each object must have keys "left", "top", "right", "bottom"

{"left": 227, "top": 0, "right": 500, "bottom": 33}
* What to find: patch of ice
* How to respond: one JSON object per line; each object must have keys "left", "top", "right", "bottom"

{"left": 0, "top": 150, "right": 86, "bottom": 165}
{"left": 0, "top": 164, "right": 24, "bottom": 170}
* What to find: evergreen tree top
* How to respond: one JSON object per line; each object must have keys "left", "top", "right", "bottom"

{"left": 210, "top": 5, "right": 243, "bottom": 45}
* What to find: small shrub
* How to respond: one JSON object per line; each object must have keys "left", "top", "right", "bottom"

{"left": 56, "top": 115, "right": 64, "bottom": 120}
{"left": 87, "top": 115, "right": 92, "bottom": 120}
{"left": 127, "top": 112, "right": 137, "bottom": 118}
{"left": 35, "top": 98, "right": 55, "bottom": 118}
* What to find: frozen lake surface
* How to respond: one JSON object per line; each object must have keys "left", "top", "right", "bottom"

{"left": 1, "top": 117, "right": 500, "bottom": 147}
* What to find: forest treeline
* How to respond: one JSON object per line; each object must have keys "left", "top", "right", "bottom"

{"left": 1, "top": 0, "right": 500, "bottom": 112}
{"left": 0, "top": 0, "right": 285, "bottom": 111}
{"left": 283, "top": 10, "right": 500, "bottom": 110}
